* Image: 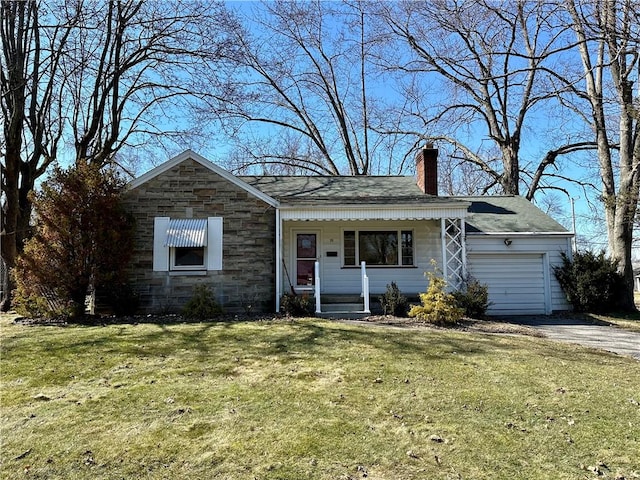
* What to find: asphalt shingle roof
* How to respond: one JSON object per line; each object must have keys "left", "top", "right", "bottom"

{"left": 240, "top": 175, "right": 570, "bottom": 234}
{"left": 239, "top": 175, "right": 461, "bottom": 205}
{"left": 463, "top": 196, "right": 569, "bottom": 234}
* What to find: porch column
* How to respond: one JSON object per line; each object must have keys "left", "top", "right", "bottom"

{"left": 440, "top": 218, "right": 448, "bottom": 284}
{"left": 275, "top": 209, "right": 282, "bottom": 312}
{"left": 461, "top": 218, "right": 467, "bottom": 279}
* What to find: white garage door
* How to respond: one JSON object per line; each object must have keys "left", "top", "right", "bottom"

{"left": 467, "top": 253, "right": 548, "bottom": 315}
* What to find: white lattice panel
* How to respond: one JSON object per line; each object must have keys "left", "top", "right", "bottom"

{"left": 444, "top": 218, "right": 464, "bottom": 288}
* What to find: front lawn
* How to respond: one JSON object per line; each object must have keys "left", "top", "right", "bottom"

{"left": 588, "top": 310, "right": 640, "bottom": 333}
{"left": 1, "top": 315, "right": 638, "bottom": 479}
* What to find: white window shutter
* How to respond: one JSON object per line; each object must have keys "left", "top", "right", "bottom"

{"left": 153, "top": 217, "right": 170, "bottom": 271}
{"left": 207, "top": 217, "right": 223, "bottom": 271}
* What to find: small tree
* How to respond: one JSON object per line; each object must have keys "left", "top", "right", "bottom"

{"left": 13, "top": 163, "right": 134, "bottom": 319}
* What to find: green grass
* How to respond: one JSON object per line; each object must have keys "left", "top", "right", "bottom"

{"left": 588, "top": 310, "right": 640, "bottom": 333}
{"left": 1, "top": 315, "right": 639, "bottom": 480}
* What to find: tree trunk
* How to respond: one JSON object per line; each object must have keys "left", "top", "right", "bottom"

{"left": 611, "top": 201, "right": 636, "bottom": 310}
{"left": 500, "top": 144, "right": 520, "bottom": 195}
{"left": 1, "top": 1, "right": 31, "bottom": 311}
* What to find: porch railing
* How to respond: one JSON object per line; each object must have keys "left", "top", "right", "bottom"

{"left": 314, "top": 261, "right": 321, "bottom": 313}
{"left": 313, "top": 260, "right": 370, "bottom": 314}
{"left": 361, "top": 261, "right": 370, "bottom": 314}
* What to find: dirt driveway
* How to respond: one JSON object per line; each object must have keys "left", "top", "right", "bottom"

{"left": 512, "top": 317, "right": 640, "bottom": 360}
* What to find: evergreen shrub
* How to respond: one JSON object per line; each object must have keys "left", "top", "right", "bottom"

{"left": 452, "top": 276, "right": 490, "bottom": 318}
{"left": 182, "top": 284, "right": 223, "bottom": 320}
{"left": 409, "top": 268, "right": 464, "bottom": 324}
{"left": 553, "top": 250, "right": 624, "bottom": 313}
{"left": 379, "top": 281, "right": 409, "bottom": 316}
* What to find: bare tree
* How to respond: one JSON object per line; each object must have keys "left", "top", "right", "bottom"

{"left": 0, "top": 0, "right": 230, "bottom": 310}
{"left": 212, "top": 0, "right": 412, "bottom": 176}
{"left": 563, "top": 0, "right": 639, "bottom": 310}
{"left": 378, "top": 0, "right": 598, "bottom": 199}
{"left": 1, "top": 1, "right": 69, "bottom": 310}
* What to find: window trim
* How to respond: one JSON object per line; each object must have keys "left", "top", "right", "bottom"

{"left": 342, "top": 228, "right": 415, "bottom": 267}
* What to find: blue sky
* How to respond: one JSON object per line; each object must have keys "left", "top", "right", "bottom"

{"left": 44, "top": 0, "right": 636, "bottom": 260}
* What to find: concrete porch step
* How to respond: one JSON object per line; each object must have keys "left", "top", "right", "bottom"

{"left": 320, "top": 294, "right": 363, "bottom": 304}
{"left": 321, "top": 302, "right": 364, "bottom": 313}
{"left": 317, "top": 311, "right": 371, "bottom": 320}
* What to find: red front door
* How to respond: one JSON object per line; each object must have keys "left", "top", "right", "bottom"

{"left": 295, "top": 233, "right": 317, "bottom": 286}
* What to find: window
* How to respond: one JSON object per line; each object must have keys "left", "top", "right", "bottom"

{"left": 401, "top": 231, "right": 414, "bottom": 266}
{"left": 343, "top": 230, "right": 414, "bottom": 266}
{"left": 153, "top": 217, "right": 223, "bottom": 272}
{"left": 172, "top": 246, "right": 205, "bottom": 270}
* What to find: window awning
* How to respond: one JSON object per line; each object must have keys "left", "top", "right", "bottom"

{"left": 165, "top": 219, "right": 208, "bottom": 247}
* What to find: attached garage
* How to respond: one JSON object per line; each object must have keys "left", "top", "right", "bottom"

{"left": 467, "top": 253, "right": 549, "bottom": 315}
{"left": 463, "top": 196, "right": 574, "bottom": 316}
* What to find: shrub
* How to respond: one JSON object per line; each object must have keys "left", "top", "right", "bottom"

{"left": 409, "top": 269, "right": 464, "bottom": 324}
{"left": 103, "top": 283, "right": 140, "bottom": 316}
{"left": 182, "top": 284, "right": 223, "bottom": 320}
{"left": 280, "top": 293, "right": 314, "bottom": 317}
{"left": 13, "top": 281, "right": 70, "bottom": 319}
{"left": 12, "top": 288, "right": 48, "bottom": 319}
{"left": 553, "top": 250, "right": 624, "bottom": 313}
{"left": 379, "top": 281, "right": 409, "bottom": 316}
{"left": 452, "top": 276, "right": 490, "bottom": 319}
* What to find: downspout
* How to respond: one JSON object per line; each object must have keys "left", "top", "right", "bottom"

{"left": 275, "top": 209, "right": 282, "bottom": 312}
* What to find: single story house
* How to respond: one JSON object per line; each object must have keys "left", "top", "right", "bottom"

{"left": 122, "top": 148, "right": 573, "bottom": 316}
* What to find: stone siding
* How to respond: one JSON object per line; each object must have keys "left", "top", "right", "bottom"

{"left": 122, "top": 159, "right": 276, "bottom": 314}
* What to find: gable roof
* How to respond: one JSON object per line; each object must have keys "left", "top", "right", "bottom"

{"left": 127, "top": 150, "right": 278, "bottom": 207}
{"left": 463, "top": 196, "right": 570, "bottom": 234}
{"left": 240, "top": 175, "right": 465, "bottom": 206}
{"left": 128, "top": 152, "right": 570, "bottom": 234}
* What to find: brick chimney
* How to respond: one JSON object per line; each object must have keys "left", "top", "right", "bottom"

{"left": 415, "top": 144, "right": 438, "bottom": 195}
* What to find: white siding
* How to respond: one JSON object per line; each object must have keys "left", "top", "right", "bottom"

{"left": 466, "top": 235, "right": 572, "bottom": 314}
{"left": 282, "top": 220, "right": 442, "bottom": 296}
{"left": 280, "top": 222, "right": 572, "bottom": 314}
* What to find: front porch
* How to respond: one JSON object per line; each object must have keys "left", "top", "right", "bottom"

{"left": 275, "top": 207, "right": 469, "bottom": 314}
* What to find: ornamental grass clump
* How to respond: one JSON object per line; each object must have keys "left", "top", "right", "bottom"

{"left": 409, "top": 269, "right": 464, "bottom": 324}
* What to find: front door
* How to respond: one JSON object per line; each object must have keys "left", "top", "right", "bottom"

{"left": 295, "top": 233, "right": 318, "bottom": 287}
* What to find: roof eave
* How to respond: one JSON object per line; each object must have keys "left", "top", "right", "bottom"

{"left": 466, "top": 231, "right": 573, "bottom": 236}
{"left": 278, "top": 200, "right": 471, "bottom": 209}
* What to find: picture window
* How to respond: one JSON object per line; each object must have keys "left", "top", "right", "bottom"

{"left": 343, "top": 230, "right": 414, "bottom": 266}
